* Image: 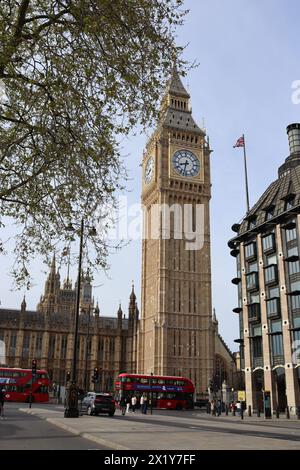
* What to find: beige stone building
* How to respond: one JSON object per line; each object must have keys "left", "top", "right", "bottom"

{"left": 0, "top": 70, "right": 236, "bottom": 396}
{"left": 229, "top": 123, "right": 300, "bottom": 414}
{"left": 138, "top": 69, "right": 235, "bottom": 395}
{"left": 0, "top": 256, "right": 139, "bottom": 391}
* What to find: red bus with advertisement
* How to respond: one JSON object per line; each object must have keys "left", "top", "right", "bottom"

{"left": 0, "top": 367, "right": 49, "bottom": 403}
{"left": 115, "top": 373, "right": 195, "bottom": 410}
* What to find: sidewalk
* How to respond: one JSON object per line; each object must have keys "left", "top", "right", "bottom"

{"left": 20, "top": 407, "right": 129, "bottom": 450}
{"left": 19, "top": 406, "right": 300, "bottom": 450}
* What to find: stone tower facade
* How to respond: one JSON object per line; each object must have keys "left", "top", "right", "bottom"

{"left": 138, "top": 69, "right": 215, "bottom": 394}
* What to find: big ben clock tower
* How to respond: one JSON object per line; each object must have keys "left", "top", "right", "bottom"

{"left": 138, "top": 69, "right": 215, "bottom": 394}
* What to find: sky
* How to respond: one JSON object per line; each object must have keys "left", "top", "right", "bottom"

{"left": 1, "top": 0, "right": 300, "bottom": 351}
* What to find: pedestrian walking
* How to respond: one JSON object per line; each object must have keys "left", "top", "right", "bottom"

{"left": 131, "top": 395, "right": 137, "bottom": 412}
{"left": 236, "top": 401, "right": 241, "bottom": 416}
{"left": 140, "top": 394, "right": 144, "bottom": 413}
{"left": 143, "top": 395, "right": 148, "bottom": 414}
{"left": 0, "top": 389, "right": 5, "bottom": 419}
{"left": 120, "top": 396, "right": 126, "bottom": 415}
{"left": 211, "top": 400, "right": 216, "bottom": 416}
{"left": 126, "top": 396, "right": 131, "bottom": 414}
{"left": 217, "top": 399, "right": 222, "bottom": 416}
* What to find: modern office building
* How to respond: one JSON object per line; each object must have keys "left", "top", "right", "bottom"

{"left": 229, "top": 123, "right": 300, "bottom": 414}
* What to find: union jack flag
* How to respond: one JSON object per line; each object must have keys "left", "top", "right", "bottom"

{"left": 233, "top": 136, "right": 245, "bottom": 148}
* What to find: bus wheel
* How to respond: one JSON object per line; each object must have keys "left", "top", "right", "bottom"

{"left": 176, "top": 403, "right": 182, "bottom": 411}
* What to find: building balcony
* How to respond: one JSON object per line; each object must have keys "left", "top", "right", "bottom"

{"left": 233, "top": 307, "right": 243, "bottom": 314}
{"left": 284, "top": 254, "right": 299, "bottom": 263}
{"left": 228, "top": 240, "right": 236, "bottom": 249}
{"left": 248, "top": 303, "right": 261, "bottom": 322}
{"left": 230, "top": 248, "right": 239, "bottom": 257}
{"left": 231, "top": 223, "right": 241, "bottom": 233}
{"left": 281, "top": 221, "right": 296, "bottom": 230}
{"left": 234, "top": 338, "right": 244, "bottom": 344}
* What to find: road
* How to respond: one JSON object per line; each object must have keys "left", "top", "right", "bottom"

{"left": 0, "top": 403, "right": 109, "bottom": 450}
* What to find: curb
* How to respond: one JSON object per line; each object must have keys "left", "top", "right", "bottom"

{"left": 19, "top": 408, "right": 129, "bottom": 450}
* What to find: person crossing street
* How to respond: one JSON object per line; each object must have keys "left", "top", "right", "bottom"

{"left": 0, "top": 389, "right": 5, "bottom": 419}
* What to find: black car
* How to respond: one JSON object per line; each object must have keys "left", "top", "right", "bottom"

{"left": 81, "top": 392, "right": 115, "bottom": 416}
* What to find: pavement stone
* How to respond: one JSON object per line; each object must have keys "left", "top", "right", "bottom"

{"left": 19, "top": 407, "right": 300, "bottom": 450}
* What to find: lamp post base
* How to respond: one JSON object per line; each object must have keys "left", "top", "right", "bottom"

{"left": 64, "top": 383, "right": 80, "bottom": 418}
{"left": 64, "top": 407, "right": 80, "bottom": 418}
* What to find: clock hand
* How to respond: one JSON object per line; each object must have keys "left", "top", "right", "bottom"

{"left": 182, "top": 160, "right": 188, "bottom": 175}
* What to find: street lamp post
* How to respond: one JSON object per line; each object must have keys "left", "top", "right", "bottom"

{"left": 64, "top": 218, "right": 84, "bottom": 418}
{"left": 72, "top": 218, "right": 84, "bottom": 386}
{"left": 84, "top": 305, "right": 91, "bottom": 393}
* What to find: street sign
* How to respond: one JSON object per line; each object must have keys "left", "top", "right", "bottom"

{"left": 238, "top": 390, "right": 246, "bottom": 401}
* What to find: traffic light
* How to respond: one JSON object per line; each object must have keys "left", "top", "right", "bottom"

{"left": 66, "top": 370, "right": 71, "bottom": 382}
{"left": 32, "top": 359, "right": 37, "bottom": 378}
{"left": 92, "top": 367, "right": 99, "bottom": 384}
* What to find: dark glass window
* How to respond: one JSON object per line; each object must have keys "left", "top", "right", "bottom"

{"left": 265, "top": 209, "right": 274, "bottom": 221}
{"left": 286, "top": 226, "right": 297, "bottom": 242}
{"left": 248, "top": 218, "right": 257, "bottom": 229}
{"left": 245, "top": 242, "right": 257, "bottom": 260}
{"left": 266, "top": 298, "right": 280, "bottom": 318}
{"left": 35, "top": 334, "right": 43, "bottom": 351}
{"left": 248, "top": 261, "right": 258, "bottom": 272}
{"left": 262, "top": 233, "right": 275, "bottom": 252}
{"left": 10, "top": 335, "right": 17, "bottom": 348}
{"left": 249, "top": 292, "right": 260, "bottom": 304}
{"left": 48, "top": 335, "right": 56, "bottom": 359}
{"left": 291, "top": 280, "right": 300, "bottom": 292}
{"left": 246, "top": 272, "right": 259, "bottom": 290}
{"left": 285, "top": 199, "right": 295, "bottom": 210}
{"left": 60, "top": 336, "right": 67, "bottom": 360}
{"left": 288, "top": 246, "right": 298, "bottom": 257}
{"left": 271, "top": 335, "right": 284, "bottom": 356}
{"left": 288, "top": 260, "right": 300, "bottom": 275}
{"left": 266, "top": 253, "right": 277, "bottom": 266}
{"left": 252, "top": 337, "right": 262, "bottom": 358}
{"left": 291, "top": 295, "right": 300, "bottom": 310}
{"left": 248, "top": 303, "right": 261, "bottom": 322}
{"left": 270, "top": 320, "right": 282, "bottom": 333}
{"left": 264, "top": 265, "right": 278, "bottom": 285}
{"left": 269, "top": 286, "right": 280, "bottom": 298}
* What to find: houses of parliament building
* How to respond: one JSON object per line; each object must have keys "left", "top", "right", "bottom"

{"left": 0, "top": 70, "right": 236, "bottom": 395}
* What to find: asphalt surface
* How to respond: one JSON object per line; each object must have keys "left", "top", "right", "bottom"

{"left": 0, "top": 403, "right": 109, "bottom": 450}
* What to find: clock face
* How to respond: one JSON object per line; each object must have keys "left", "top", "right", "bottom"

{"left": 172, "top": 149, "right": 200, "bottom": 177}
{"left": 144, "top": 157, "right": 154, "bottom": 184}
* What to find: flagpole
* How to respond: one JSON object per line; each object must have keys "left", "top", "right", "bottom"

{"left": 243, "top": 134, "right": 250, "bottom": 213}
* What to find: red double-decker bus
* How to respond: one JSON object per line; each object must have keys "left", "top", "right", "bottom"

{"left": 0, "top": 367, "right": 49, "bottom": 403}
{"left": 115, "top": 373, "right": 195, "bottom": 410}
